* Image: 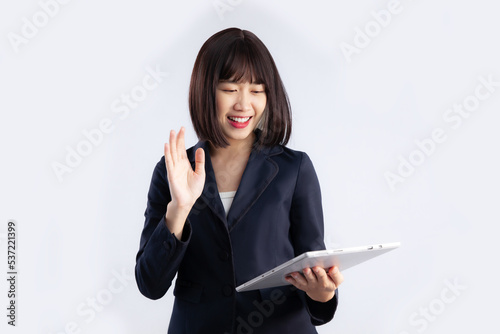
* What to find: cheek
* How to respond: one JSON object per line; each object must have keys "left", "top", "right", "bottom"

{"left": 254, "top": 96, "right": 267, "bottom": 114}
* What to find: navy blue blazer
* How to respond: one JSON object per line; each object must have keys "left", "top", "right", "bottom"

{"left": 135, "top": 136, "right": 338, "bottom": 333}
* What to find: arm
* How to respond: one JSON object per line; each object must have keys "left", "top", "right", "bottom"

{"left": 134, "top": 158, "right": 191, "bottom": 300}
{"left": 135, "top": 127, "right": 205, "bottom": 300}
{"left": 287, "top": 152, "right": 343, "bottom": 325}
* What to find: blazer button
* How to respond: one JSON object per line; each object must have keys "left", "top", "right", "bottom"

{"left": 222, "top": 284, "right": 234, "bottom": 297}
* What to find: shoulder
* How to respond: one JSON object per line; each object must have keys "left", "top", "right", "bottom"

{"left": 279, "top": 145, "right": 310, "bottom": 160}
{"left": 259, "top": 145, "right": 318, "bottom": 184}
{"left": 265, "top": 145, "right": 313, "bottom": 167}
{"left": 149, "top": 155, "right": 167, "bottom": 188}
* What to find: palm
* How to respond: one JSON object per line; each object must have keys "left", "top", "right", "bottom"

{"left": 164, "top": 127, "right": 205, "bottom": 208}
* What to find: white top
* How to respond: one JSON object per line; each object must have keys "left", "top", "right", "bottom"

{"left": 219, "top": 191, "right": 237, "bottom": 216}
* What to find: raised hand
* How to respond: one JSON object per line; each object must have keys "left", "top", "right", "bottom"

{"left": 164, "top": 127, "right": 205, "bottom": 239}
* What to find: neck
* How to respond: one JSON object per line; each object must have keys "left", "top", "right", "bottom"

{"left": 209, "top": 132, "right": 255, "bottom": 160}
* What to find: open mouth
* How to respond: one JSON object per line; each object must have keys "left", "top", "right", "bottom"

{"left": 227, "top": 116, "right": 252, "bottom": 123}
{"left": 227, "top": 116, "right": 253, "bottom": 129}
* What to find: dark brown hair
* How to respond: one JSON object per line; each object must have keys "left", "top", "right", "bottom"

{"left": 189, "top": 28, "right": 292, "bottom": 148}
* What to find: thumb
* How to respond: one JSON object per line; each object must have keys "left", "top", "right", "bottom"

{"left": 194, "top": 147, "right": 205, "bottom": 176}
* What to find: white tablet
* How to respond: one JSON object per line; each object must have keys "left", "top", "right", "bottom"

{"left": 236, "top": 242, "right": 400, "bottom": 292}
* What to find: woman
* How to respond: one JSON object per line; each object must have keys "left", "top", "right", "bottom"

{"left": 135, "top": 28, "right": 343, "bottom": 333}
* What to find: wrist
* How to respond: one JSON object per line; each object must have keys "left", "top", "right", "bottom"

{"left": 307, "top": 290, "right": 336, "bottom": 303}
{"left": 167, "top": 201, "right": 193, "bottom": 216}
{"left": 165, "top": 201, "right": 192, "bottom": 239}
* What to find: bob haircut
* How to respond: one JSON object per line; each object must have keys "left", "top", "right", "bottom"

{"left": 189, "top": 27, "right": 292, "bottom": 148}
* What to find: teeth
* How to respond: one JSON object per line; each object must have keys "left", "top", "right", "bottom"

{"left": 228, "top": 116, "right": 251, "bottom": 123}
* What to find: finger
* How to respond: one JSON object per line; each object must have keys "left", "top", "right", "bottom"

{"left": 285, "top": 275, "right": 298, "bottom": 288}
{"left": 169, "top": 130, "right": 177, "bottom": 163}
{"left": 312, "top": 266, "right": 328, "bottom": 283}
{"left": 288, "top": 272, "right": 307, "bottom": 286}
{"left": 284, "top": 273, "right": 302, "bottom": 288}
{"left": 327, "top": 266, "right": 344, "bottom": 287}
{"left": 164, "top": 143, "right": 174, "bottom": 173}
{"left": 194, "top": 148, "right": 205, "bottom": 176}
{"left": 177, "top": 126, "right": 187, "bottom": 160}
{"left": 302, "top": 267, "right": 317, "bottom": 284}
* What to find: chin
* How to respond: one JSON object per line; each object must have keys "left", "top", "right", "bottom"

{"left": 224, "top": 129, "right": 255, "bottom": 142}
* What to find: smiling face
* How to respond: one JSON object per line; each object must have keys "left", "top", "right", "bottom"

{"left": 189, "top": 28, "right": 291, "bottom": 149}
{"left": 215, "top": 80, "right": 267, "bottom": 146}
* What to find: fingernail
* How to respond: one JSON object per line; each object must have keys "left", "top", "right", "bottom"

{"left": 332, "top": 267, "right": 339, "bottom": 274}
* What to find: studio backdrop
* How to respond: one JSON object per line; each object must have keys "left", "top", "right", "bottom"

{"left": 1, "top": 0, "right": 499, "bottom": 333}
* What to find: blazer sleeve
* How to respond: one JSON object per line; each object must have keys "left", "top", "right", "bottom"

{"left": 135, "top": 156, "right": 192, "bottom": 300}
{"left": 289, "top": 152, "right": 338, "bottom": 325}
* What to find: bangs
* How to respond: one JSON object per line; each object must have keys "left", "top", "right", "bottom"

{"left": 217, "top": 39, "right": 266, "bottom": 84}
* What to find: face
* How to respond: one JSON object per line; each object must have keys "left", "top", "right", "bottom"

{"left": 215, "top": 80, "right": 267, "bottom": 146}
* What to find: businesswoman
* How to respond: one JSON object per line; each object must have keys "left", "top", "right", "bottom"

{"left": 135, "top": 28, "right": 344, "bottom": 333}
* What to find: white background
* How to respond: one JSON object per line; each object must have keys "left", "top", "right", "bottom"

{"left": 1, "top": 0, "right": 499, "bottom": 333}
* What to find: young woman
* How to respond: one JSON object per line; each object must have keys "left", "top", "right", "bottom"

{"left": 135, "top": 28, "right": 343, "bottom": 334}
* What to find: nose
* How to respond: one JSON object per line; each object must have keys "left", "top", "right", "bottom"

{"left": 234, "top": 91, "right": 252, "bottom": 112}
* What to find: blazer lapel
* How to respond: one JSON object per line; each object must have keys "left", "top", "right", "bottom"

{"left": 226, "top": 145, "right": 282, "bottom": 230}
{"left": 188, "top": 141, "right": 227, "bottom": 224}
{"left": 187, "top": 137, "right": 283, "bottom": 230}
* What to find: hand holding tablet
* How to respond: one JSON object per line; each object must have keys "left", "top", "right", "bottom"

{"left": 285, "top": 265, "right": 344, "bottom": 302}
{"left": 236, "top": 242, "right": 400, "bottom": 292}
